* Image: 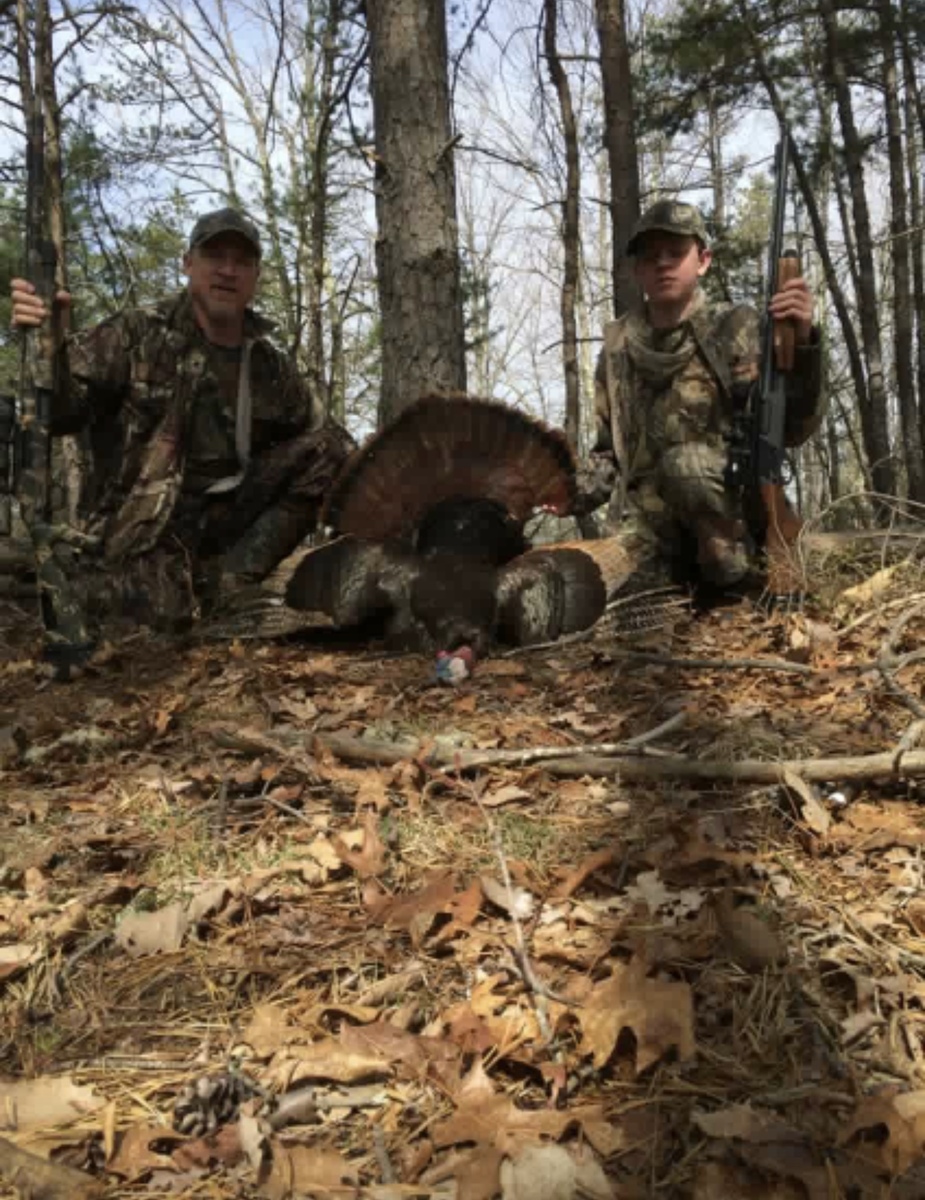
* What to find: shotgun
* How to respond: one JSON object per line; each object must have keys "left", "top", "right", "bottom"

{"left": 726, "top": 133, "right": 804, "bottom": 604}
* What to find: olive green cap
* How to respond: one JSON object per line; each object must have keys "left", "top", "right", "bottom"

{"left": 626, "top": 200, "right": 708, "bottom": 255}
{"left": 188, "top": 207, "right": 261, "bottom": 257}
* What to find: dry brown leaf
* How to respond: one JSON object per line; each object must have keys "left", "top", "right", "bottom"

{"left": 339, "top": 1023, "right": 460, "bottom": 1085}
{"left": 0, "top": 943, "right": 40, "bottom": 980}
{"left": 433, "top": 1059, "right": 604, "bottom": 1152}
{"left": 577, "top": 957, "right": 695, "bottom": 1072}
{"left": 693, "top": 1104, "right": 804, "bottom": 1144}
{"left": 0, "top": 1075, "right": 105, "bottom": 1135}
{"left": 106, "top": 1124, "right": 185, "bottom": 1179}
{"left": 258, "top": 1143, "right": 358, "bottom": 1199}
{"left": 713, "top": 892, "right": 788, "bottom": 973}
{"left": 482, "top": 784, "right": 532, "bottom": 808}
{"left": 840, "top": 1087, "right": 925, "bottom": 1175}
{"left": 421, "top": 1145, "right": 504, "bottom": 1200}
{"left": 171, "top": 1125, "right": 244, "bottom": 1171}
{"left": 781, "top": 769, "right": 831, "bottom": 837}
{"left": 552, "top": 845, "right": 619, "bottom": 900}
{"left": 692, "top": 1159, "right": 808, "bottom": 1199}
{"left": 242, "top": 1004, "right": 295, "bottom": 1058}
{"left": 479, "top": 875, "right": 534, "bottom": 920}
{"left": 274, "top": 1033, "right": 392, "bottom": 1086}
{"left": 333, "top": 810, "right": 386, "bottom": 878}
{"left": 836, "top": 564, "right": 903, "bottom": 612}
{"left": 367, "top": 872, "right": 458, "bottom": 945}
{"left": 500, "top": 1143, "right": 615, "bottom": 1200}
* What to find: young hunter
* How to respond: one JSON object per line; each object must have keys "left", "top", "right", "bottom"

{"left": 578, "top": 200, "right": 824, "bottom": 591}
{"left": 10, "top": 208, "right": 354, "bottom": 655}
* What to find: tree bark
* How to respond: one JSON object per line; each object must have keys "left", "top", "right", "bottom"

{"left": 880, "top": 0, "right": 924, "bottom": 500}
{"left": 366, "top": 0, "right": 466, "bottom": 425}
{"left": 818, "top": 0, "right": 896, "bottom": 501}
{"left": 594, "top": 0, "right": 640, "bottom": 318}
{"left": 899, "top": 3, "right": 925, "bottom": 461}
{"left": 542, "top": 0, "right": 581, "bottom": 451}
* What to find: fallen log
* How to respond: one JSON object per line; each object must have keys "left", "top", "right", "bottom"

{"left": 313, "top": 731, "right": 925, "bottom": 784}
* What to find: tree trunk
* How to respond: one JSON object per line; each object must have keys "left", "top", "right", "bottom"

{"left": 305, "top": 0, "right": 344, "bottom": 418}
{"left": 706, "top": 89, "right": 725, "bottom": 230}
{"left": 594, "top": 0, "right": 640, "bottom": 318}
{"left": 542, "top": 0, "right": 581, "bottom": 451}
{"left": 881, "top": 0, "right": 924, "bottom": 500}
{"left": 900, "top": 5, "right": 925, "bottom": 461}
{"left": 818, "top": 0, "right": 896, "bottom": 501}
{"left": 366, "top": 0, "right": 466, "bottom": 425}
{"left": 749, "top": 46, "right": 873, "bottom": 509}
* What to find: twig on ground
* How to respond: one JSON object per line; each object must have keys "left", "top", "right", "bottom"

{"left": 613, "top": 650, "right": 819, "bottom": 675}
{"left": 877, "top": 599, "right": 925, "bottom": 725}
{"left": 839, "top": 590, "right": 925, "bottom": 636}
{"left": 470, "top": 781, "right": 572, "bottom": 1037}
{"left": 314, "top": 731, "right": 925, "bottom": 784}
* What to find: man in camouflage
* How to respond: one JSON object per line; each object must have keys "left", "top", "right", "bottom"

{"left": 10, "top": 208, "right": 354, "bottom": 662}
{"left": 578, "top": 199, "right": 824, "bottom": 591}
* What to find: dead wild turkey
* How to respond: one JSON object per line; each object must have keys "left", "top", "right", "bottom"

{"left": 207, "top": 394, "right": 637, "bottom": 679}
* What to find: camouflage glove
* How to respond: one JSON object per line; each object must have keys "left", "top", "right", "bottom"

{"left": 572, "top": 453, "right": 618, "bottom": 517}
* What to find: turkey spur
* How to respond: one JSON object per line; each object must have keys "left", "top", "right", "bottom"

{"left": 208, "top": 395, "right": 635, "bottom": 675}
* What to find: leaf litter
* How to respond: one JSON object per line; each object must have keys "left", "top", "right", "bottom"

{"left": 1, "top": 546, "right": 925, "bottom": 1196}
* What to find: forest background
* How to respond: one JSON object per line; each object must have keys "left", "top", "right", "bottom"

{"left": 1, "top": 0, "right": 924, "bottom": 528}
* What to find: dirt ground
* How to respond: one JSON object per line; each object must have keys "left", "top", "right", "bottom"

{"left": 1, "top": 541, "right": 925, "bottom": 1200}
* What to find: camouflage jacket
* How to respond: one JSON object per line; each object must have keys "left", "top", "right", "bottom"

{"left": 583, "top": 290, "right": 824, "bottom": 514}
{"left": 52, "top": 290, "right": 324, "bottom": 560}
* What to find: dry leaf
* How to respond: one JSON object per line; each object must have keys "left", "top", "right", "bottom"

{"left": 333, "top": 811, "right": 386, "bottom": 877}
{"left": 577, "top": 957, "right": 695, "bottom": 1072}
{"left": 479, "top": 875, "right": 534, "bottom": 920}
{"left": 482, "top": 784, "right": 532, "bottom": 808}
{"left": 259, "top": 1143, "right": 358, "bottom": 1199}
{"left": 500, "top": 1143, "right": 614, "bottom": 1200}
{"left": 243, "top": 1004, "right": 295, "bottom": 1059}
{"left": 693, "top": 1104, "right": 804, "bottom": 1144}
{"left": 840, "top": 1088, "right": 925, "bottom": 1175}
{"left": 781, "top": 770, "right": 830, "bottom": 837}
{"left": 553, "top": 846, "right": 619, "bottom": 900}
{"left": 713, "top": 892, "right": 788, "bottom": 973}
{"left": 275, "top": 1034, "right": 392, "bottom": 1086}
{"left": 0, "top": 1075, "right": 105, "bottom": 1135}
{"left": 106, "top": 1124, "right": 184, "bottom": 1179}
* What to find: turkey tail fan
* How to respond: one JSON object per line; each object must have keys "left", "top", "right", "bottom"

{"left": 323, "top": 394, "right": 577, "bottom": 542}
{"left": 495, "top": 536, "right": 637, "bottom": 646}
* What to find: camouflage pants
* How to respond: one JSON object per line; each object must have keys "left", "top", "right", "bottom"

{"left": 36, "top": 422, "right": 354, "bottom": 641}
{"left": 604, "top": 439, "right": 752, "bottom": 588}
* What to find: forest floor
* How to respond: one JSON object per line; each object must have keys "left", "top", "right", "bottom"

{"left": 1, "top": 534, "right": 925, "bottom": 1200}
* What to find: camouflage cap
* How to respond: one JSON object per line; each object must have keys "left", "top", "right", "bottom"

{"left": 626, "top": 200, "right": 708, "bottom": 255}
{"left": 188, "top": 207, "right": 261, "bottom": 257}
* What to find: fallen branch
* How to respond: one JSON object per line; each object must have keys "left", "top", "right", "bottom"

{"left": 612, "top": 650, "right": 820, "bottom": 676}
{"left": 0, "top": 1137, "right": 103, "bottom": 1200}
{"left": 877, "top": 599, "right": 925, "bottom": 723}
{"left": 313, "top": 732, "right": 925, "bottom": 784}
{"left": 315, "top": 723, "right": 686, "bottom": 771}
